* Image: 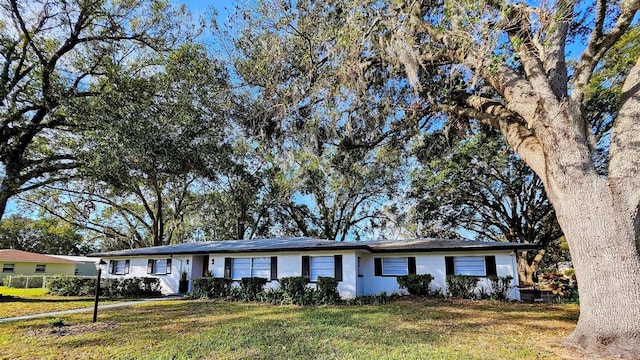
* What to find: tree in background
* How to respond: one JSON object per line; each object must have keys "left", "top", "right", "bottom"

{"left": 0, "top": 0, "right": 190, "bottom": 219}
{"left": 0, "top": 216, "right": 91, "bottom": 255}
{"left": 218, "top": 1, "right": 413, "bottom": 241}
{"left": 22, "top": 44, "right": 234, "bottom": 248}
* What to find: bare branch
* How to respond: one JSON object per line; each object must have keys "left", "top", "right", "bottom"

{"left": 571, "top": 0, "right": 640, "bottom": 103}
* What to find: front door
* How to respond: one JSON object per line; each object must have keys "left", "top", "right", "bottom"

{"left": 202, "top": 255, "right": 209, "bottom": 276}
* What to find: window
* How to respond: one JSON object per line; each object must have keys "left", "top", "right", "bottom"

{"left": 226, "top": 257, "right": 272, "bottom": 280}
{"left": 302, "top": 255, "right": 343, "bottom": 281}
{"left": 109, "top": 260, "right": 130, "bottom": 275}
{"left": 2, "top": 264, "right": 14, "bottom": 273}
{"left": 310, "top": 256, "right": 334, "bottom": 281}
{"left": 35, "top": 264, "right": 46, "bottom": 273}
{"left": 453, "top": 257, "right": 485, "bottom": 276}
{"left": 147, "top": 259, "right": 172, "bottom": 275}
{"left": 374, "top": 257, "right": 416, "bottom": 276}
{"left": 445, "top": 256, "right": 497, "bottom": 277}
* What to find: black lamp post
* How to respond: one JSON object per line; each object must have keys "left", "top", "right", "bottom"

{"left": 93, "top": 260, "right": 106, "bottom": 323}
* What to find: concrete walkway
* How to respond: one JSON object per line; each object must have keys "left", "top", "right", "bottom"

{"left": 0, "top": 296, "right": 181, "bottom": 323}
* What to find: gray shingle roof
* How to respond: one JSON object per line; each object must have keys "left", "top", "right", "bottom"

{"left": 90, "top": 237, "right": 538, "bottom": 257}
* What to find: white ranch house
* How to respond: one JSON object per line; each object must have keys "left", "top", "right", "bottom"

{"left": 91, "top": 237, "right": 536, "bottom": 300}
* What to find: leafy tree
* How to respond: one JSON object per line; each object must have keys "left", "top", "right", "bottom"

{"left": 0, "top": 216, "right": 91, "bottom": 255}
{"left": 223, "top": 0, "right": 640, "bottom": 355}
{"left": 411, "top": 124, "right": 562, "bottom": 284}
{"left": 219, "top": 1, "right": 411, "bottom": 241}
{"left": 0, "top": 0, "right": 190, "bottom": 220}
{"left": 23, "top": 44, "right": 234, "bottom": 248}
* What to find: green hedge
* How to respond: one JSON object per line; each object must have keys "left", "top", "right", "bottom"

{"left": 316, "top": 277, "right": 340, "bottom": 304}
{"left": 397, "top": 274, "right": 434, "bottom": 296}
{"left": 446, "top": 275, "right": 480, "bottom": 299}
{"left": 191, "top": 277, "right": 233, "bottom": 299}
{"left": 47, "top": 277, "right": 161, "bottom": 297}
{"left": 239, "top": 277, "right": 268, "bottom": 301}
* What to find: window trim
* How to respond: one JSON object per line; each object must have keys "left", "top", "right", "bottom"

{"left": 35, "top": 264, "right": 46, "bottom": 273}
{"left": 445, "top": 256, "right": 496, "bottom": 277}
{"left": 301, "top": 255, "right": 342, "bottom": 282}
{"left": 2, "top": 263, "right": 15, "bottom": 273}
{"left": 109, "top": 259, "right": 130, "bottom": 275}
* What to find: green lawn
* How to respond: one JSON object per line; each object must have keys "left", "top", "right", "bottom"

{"left": 0, "top": 286, "right": 123, "bottom": 319}
{"left": 0, "top": 298, "right": 583, "bottom": 359}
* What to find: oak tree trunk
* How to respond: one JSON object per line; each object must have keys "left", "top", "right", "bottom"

{"left": 545, "top": 174, "right": 640, "bottom": 357}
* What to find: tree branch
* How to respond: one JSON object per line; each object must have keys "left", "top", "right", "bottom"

{"left": 571, "top": 0, "right": 640, "bottom": 103}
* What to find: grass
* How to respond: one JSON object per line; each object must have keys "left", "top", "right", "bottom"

{"left": 0, "top": 298, "right": 583, "bottom": 359}
{"left": 0, "top": 286, "right": 124, "bottom": 319}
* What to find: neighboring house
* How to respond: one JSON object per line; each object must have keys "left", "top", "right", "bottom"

{"left": 91, "top": 237, "right": 536, "bottom": 299}
{"left": 0, "top": 249, "right": 78, "bottom": 283}
{"left": 49, "top": 255, "right": 100, "bottom": 276}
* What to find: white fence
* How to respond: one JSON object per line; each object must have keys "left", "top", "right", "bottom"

{"left": 2, "top": 275, "right": 96, "bottom": 289}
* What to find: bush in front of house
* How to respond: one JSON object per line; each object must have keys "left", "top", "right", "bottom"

{"left": 396, "top": 274, "right": 435, "bottom": 296}
{"left": 239, "top": 277, "right": 268, "bottom": 301}
{"left": 316, "top": 276, "right": 340, "bottom": 304}
{"left": 47, "top": 277, "right": 161, "bottom": 297}
{"left": 191, "top": 277, "right": 233, "bottom": 299}
{"left": 279, "top": 276, "right": 315, "bottom": 305}
{"left": 446, "top": 275, "right": 480, "bottom": 299}
{"left": 47, "top": 277, "right": 96, "bottom": 296}
{"left": 486, "top": 275, "right": 514, "bottom": 301}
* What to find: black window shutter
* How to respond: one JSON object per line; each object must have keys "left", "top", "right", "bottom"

{"left": 166, "top": 259, "right": 172, "bottom": 274}
{"left": 485, "top": 256, "right": 497, "bottom": 276}
{"left": 109, "top": 260, "right": 115, "bottom": 274}
{"left": 374, "top": 258, "right": 382, "bottom": 276}
{"left": 270, "top": 256, "right": 278, "bottom": 280}
{"left": 445, "top": 256, "right": 454, "bottom": 276}
{"left": 302, "top": 256, "right": 310, "bottom": 277}
{"left": 147, "top": 259, "right": 153, "bottom": 274}
{"left": 334, "top": 255, "right": 343, "bottom": 281}
{"left": 408, "top": 257, "right": 417, "bottom": 275}
{"left": 224, "top": 258, "right": 232, "bottom": 279}
{"left": 124, "top": 260, "right": 130, "bottom": 274}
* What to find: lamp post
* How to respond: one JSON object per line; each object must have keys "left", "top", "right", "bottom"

{"left": 93, "top": 260, "right": 106, "bottom": 323}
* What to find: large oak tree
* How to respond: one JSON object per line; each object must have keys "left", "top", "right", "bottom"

{"left": 225, "top": 0, "right": 640, "bottom": 356}
{"left": 0, "top": 0, "right": 189, "bottom": 219}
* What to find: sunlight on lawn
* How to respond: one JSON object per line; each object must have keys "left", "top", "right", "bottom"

{"left": 0, "top": 298, "right": 582, "bottom": 359}
{"left": 0, "top": 286, "right": 123, "bottom": 319}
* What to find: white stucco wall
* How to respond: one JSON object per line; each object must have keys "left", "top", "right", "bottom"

{"left": 358, "top": 250, "right": 520, "bottom": 299}
{"left": 102, "top": 250, "right": 520, "bottom": 299}
{"left": 101, "top": 256, "right": 191, "bottom": 295}
{"left": 206, "top": 250, "right": 359, "bottom": 299}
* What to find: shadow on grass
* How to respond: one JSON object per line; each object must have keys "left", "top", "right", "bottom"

{"left": 5, "top": 298, "right": 580, "bottom": 359}
{"left": 0, "top": 295, "right": 94, "bottom": 303}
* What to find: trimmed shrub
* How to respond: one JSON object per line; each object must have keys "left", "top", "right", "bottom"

{"left": 486, "top": 275, "right": 513, "bottom": 301}
{"left": 258, "top": 287, "right": 286, "bottom": 304}
{"left": 343, "top": 292, "right": 392, "bottom": 306}
{"left": 48, "top": 277, "right": 160, "bottom": 297}
{"left": 316, "top": 277, "right": 340, "bottom": 304}
{"left": 48, "top": 277, "right": 95, "bottom": 296}
{"left": 446, "top": 275, "right": 480, "bottom": 299}
{"left": 101, "top": 278, "right": 121, "bottom": 297}
{"left": 239, "top": 277, "right": 268, "bottom": 301}
{"left": 279, "top": 276, "right": 313, "bottom": 305}
{"left": 397, "top": 274, "right": 434, "bottom": 296}
{"left": 191, "top": 277, "right": 233, "bottom": 299}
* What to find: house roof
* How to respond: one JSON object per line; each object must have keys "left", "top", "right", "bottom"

{"left": 0, "top": 249, "right": 78, "bottom": 263}
{"left": 48, "top": 255, "right": 100, "bottom": 263}
{"left": 90, "top": 237, "right": 539, "bottom": 258}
